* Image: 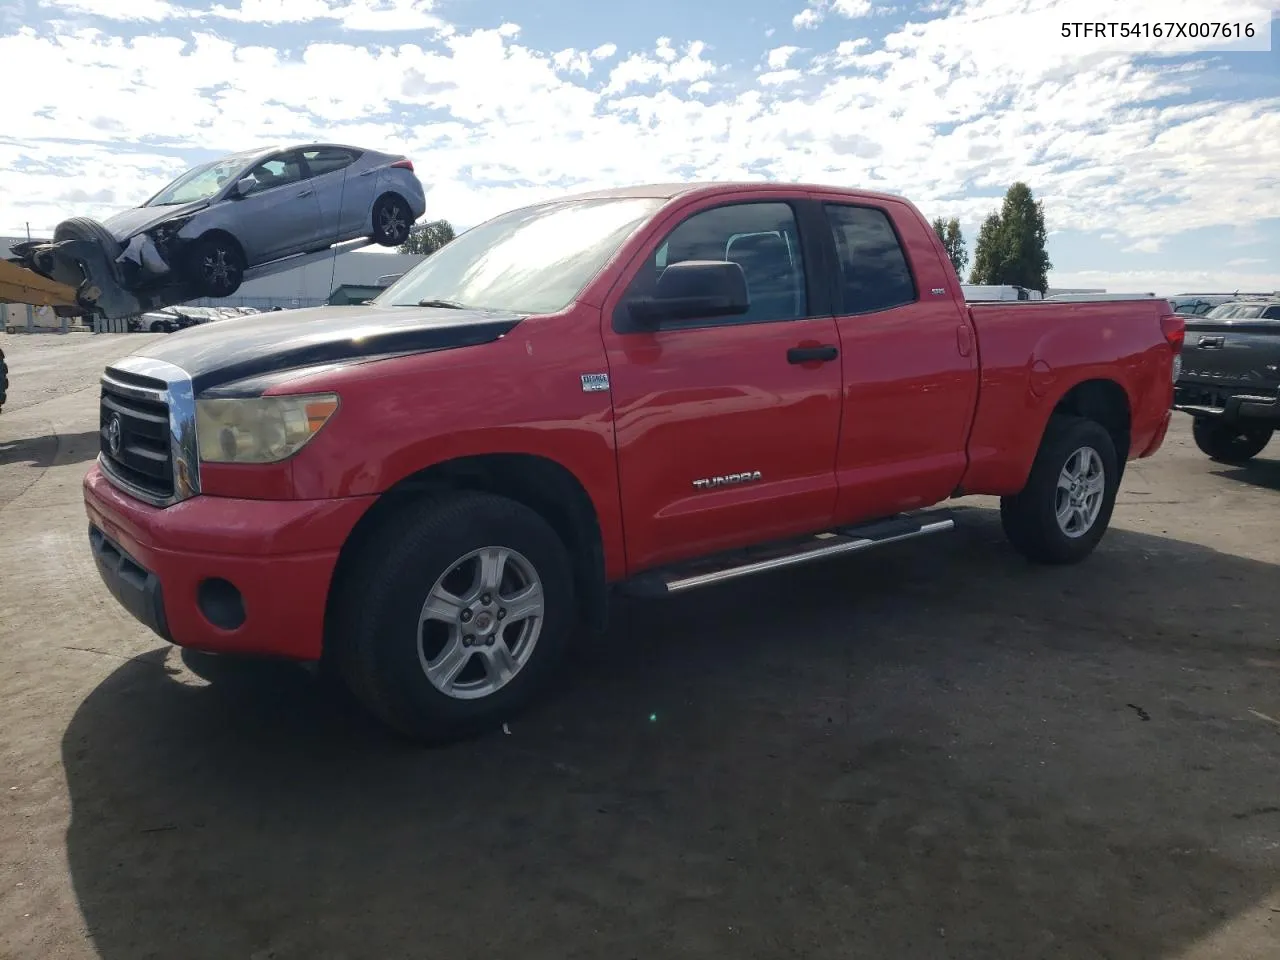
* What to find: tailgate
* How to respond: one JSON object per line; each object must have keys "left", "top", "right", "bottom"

{"left": 1178, "top": 320, "right": 1280, "bottom": 400}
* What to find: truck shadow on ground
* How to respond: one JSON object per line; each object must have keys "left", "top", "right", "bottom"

{"left": 62, "top": 507, "right": 1280, "bottom": 960}
{"left": 0, "top": 429, "right": 99, "bottom": 468}
{"left": 1211, "top": 457, "right": 1280, "bottom": 493}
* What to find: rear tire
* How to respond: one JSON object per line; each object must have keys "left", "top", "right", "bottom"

{"left": 184, "top": 234, "right": 245, "bottom": 298}
{"left": 371, "top": 194, "right": 412, "bottom": 247}
{"left": 1191, "top": 417, "right": 1272, "bottom": 464}
{"left": 330, "top": 492, "right": 577, "bottom": 743}
{"left": 1000, "top": 415, "right": 1120, "bottom": 565}
{"left": 0, "top": 347, "right": 8, "bottom": 413}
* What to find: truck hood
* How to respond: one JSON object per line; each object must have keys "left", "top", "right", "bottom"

{"left": 126, "top": 303, "right": 525, "bottom": 394}
{"left": 100, "top": 200, "right": 212, "bottom": 241}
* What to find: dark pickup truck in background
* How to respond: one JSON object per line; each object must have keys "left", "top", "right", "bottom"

{"left": 1174, "top": 298, "right": 1280, "bottom": 463}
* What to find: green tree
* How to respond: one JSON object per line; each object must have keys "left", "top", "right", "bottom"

{"left": 968, "top": 212, "right": 1003, "bottom": 285}
{"left": 967, "top": 182, "right": 1053, "bottom": 293}
{"left": 399, "top": 219, "right": 456, "bottom": 256}
{"left": 930, "top": 216, "right": 968, "bottom": 277}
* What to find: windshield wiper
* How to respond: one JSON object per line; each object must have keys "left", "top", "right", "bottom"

{"left": 414, "top": 299, "right": 467, "bottom": 309}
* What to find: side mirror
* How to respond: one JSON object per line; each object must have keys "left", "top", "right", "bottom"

{"left": 232, "top": 177, "right": 256, "bottom": 199}
{"left": 627, "top": 260, "right": 750, "bottom": 326}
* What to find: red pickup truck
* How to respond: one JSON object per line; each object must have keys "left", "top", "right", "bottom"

{"left": 84, "top": 182, "right": 1184, "bottom": 741}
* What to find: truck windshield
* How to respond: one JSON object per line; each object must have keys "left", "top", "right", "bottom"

{"left": 145, "top": 152, "right": 258, "bottom": 207}
{"left": 377, "top": 196, "right": 666, "bottom": 315}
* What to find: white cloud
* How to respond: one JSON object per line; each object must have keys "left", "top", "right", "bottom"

{"left": 1052, "top": 268, "right": 1280, "bottom": 295}
{"left": 759, "top": 69, "right": 803, "bottom": 86}
{"left": 832, "top": 0, "right": 872, "bottom": 16}
{"left": 602, "top": 38, "right": 718, "bottom": 95}
{"left": 767, "top": 45, "right": 801, "bottom": 69}
{"left": 792, "top": 7, "right": 822, "bottom": 29}
{"left": 0, "top": 0, "right": 1276, "bottom": 292}
{"left": 792, "top": 0, "right": 872, "bottom": 29}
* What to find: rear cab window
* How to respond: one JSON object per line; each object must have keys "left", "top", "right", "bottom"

{"left": 822, "top": 203, "right": 918, "bottom": 314}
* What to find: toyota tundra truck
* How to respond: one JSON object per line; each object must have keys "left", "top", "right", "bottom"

{"left": 84, "top": 182, "right": 1184, "bottom": 742}
{"left": 1173, "top": 298, "right": 1280, "bottom": 463}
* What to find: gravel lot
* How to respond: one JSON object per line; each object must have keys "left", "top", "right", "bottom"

{"left": 1, "top": 331, "right": 1277, "bottom": 960}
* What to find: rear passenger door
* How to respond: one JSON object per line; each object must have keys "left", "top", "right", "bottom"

{"left": 300, "top": 146, "right": 373, "bottom": 243}
{"left": 817, "top": 197, "right": 980, "bottom": 524}
{"left": 601, "top": 195, "right": 844, "bottom": 573}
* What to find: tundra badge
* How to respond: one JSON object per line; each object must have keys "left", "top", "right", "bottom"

{"left": 693, "top": 471, "right": 762, "bottom": 490}
{"left": 580, "top": 373, "right": 610, "bottom": 393}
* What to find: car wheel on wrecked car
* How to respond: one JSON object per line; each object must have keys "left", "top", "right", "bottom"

{"left": 371, "top": 194, "right": 412, "bottom": 247}
{"left": 999, "top": 414, "right": 1120, "bottom": 565}
{"left": 329, "top": 491, "right": 577, "bottom": 743}
{"left": 1191, "top": 417, "right": 1273, "bottom": 464}
{"left": 186, "top": 235, "right": 246, "bottom": 298}
{"left": 53, "top": 217, "right": 123, "bottom": 261}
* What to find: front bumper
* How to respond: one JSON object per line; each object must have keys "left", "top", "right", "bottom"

{"left": 1173, "top": 382, "right": 1280, "bottom": 425}
{"left": 83, "top": 464, "right": 377, "bottom": 660}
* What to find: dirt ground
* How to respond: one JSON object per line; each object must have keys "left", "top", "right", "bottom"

{"left": 0, "top": 331, "right": 1277, "bottom": 960}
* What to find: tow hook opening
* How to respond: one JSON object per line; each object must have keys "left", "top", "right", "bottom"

{"left": 197, "top": 577, "right": 247, "bottom": 631}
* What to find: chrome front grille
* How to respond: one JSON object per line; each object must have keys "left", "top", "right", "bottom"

{"left": 98, "top": 356, "right": 200, "bottom": 507}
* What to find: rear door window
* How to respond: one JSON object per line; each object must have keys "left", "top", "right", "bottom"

{"left": 302, "top": 147, "right": 360, "bottom": 177}
{"left": 822, "top": 203, "right": 917, "bottom": 315}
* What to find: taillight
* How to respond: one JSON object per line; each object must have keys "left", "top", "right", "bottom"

{"left": 391, "top": 158, "right": 414, "bottom": 172}
{"left": 1160, "top": 313, "right": 1185, "bottom": 353}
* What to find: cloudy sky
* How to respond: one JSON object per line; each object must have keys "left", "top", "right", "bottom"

{"left": 1, "top": 0, "right": 1277, "bottom": 292}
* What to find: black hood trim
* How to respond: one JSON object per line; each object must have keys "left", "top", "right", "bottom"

{"left": 189, "top": 320, "right": 521, "bottom": 393}
{"left": 198, "top": 359, "right": 386, "bottom": 398}
{"left": 131, "top": 304, "right": 527, "bottom": 394}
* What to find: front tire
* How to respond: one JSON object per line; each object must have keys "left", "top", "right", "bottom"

{"left": 331, "top": 492, "right": 577, "bottom": 743}
{"left": 1191, "top": 417, "right": 1272, "bottom": 464}
{"left": 371, "top": 194, "right": 412, "bottom": 247}
{"left": 1000, "top": 415, "right": 1120, "bottom": 565}
{"left": 185, "top": 235, "right": 245, "bottom": 298}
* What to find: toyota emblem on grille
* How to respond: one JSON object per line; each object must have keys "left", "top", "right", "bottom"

{"left": 106, "top": 414, "right": 122, "bottom": 456}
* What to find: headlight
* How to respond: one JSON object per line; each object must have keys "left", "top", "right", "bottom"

{"left": 195, "top": 393, "right": 339, "bottom": 464}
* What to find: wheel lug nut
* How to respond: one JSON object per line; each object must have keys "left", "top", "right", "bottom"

{"left": 460, "top": 610, "right": 472, "bottom": 622}
{"left": 464, "top": 634, "right": 474, "bottom": 646}
{"left": 497, "top": 608, "right": 506, "bottom": 619}
{"left": 486, "top": 637, "right": 494, "bottom": 646}
{"left": 481, "top": 593, "right": 492, "bottom": 605}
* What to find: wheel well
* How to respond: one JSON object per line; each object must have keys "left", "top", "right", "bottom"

{"left": 373, "top": 192, "right": 406, "bottom": 214}
{"left": 1052, "top": 378, "right": 1131, "bottom": 464}
{"left": 326, "top": 454, "right": 609, "bottom": 647}
{"left": 194, "top": 229, "right": 245, "bottom": 264}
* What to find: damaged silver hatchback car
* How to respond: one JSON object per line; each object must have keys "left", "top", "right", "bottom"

{"left": 55, "top": 143, "right": 427, "bottom": 299}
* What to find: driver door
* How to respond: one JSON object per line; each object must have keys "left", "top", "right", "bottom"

{"left": 600, "top": 194, "right": 844, "bottom": 573}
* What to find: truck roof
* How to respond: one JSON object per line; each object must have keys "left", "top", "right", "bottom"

{"left": 550, "top": 181, "right": 912, "bottom": 206}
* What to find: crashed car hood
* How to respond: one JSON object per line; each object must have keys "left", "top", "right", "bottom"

{"left": 125, "top": 304, "right": 525, "bottom": 393}
{"left": 100, "top": 200, "right": 211, "bottom": 242}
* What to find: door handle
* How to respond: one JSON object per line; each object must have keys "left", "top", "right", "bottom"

{"left": 1198, "top": 335, "right": 1225, "bottom": 349}
{"left": 787, "top": 345, "right": 839, "bottom": 364}
{"left": 359, "top": 169, "right": 377, "bottom": 177}
{"left": 297, "top": 189, "right": 314, "bottom": 198}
